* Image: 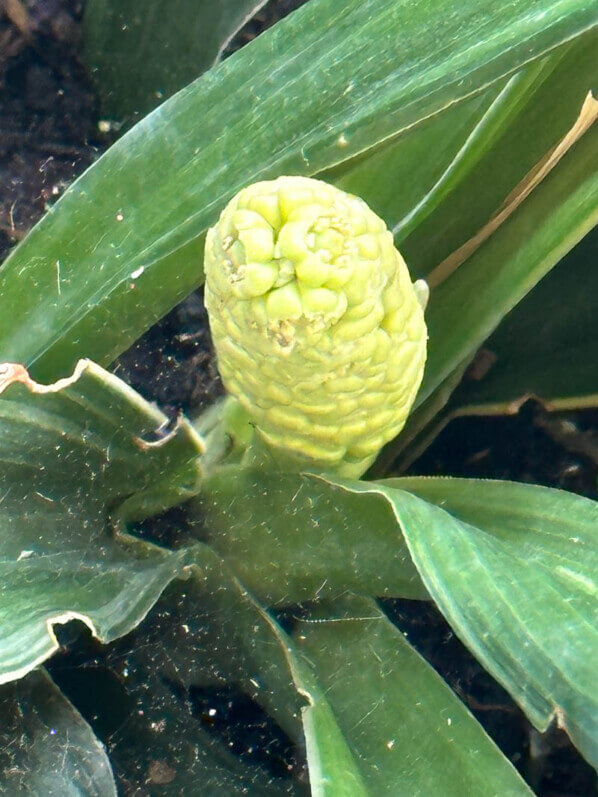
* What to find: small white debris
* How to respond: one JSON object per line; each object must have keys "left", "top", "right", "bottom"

{"left": 337, "top": 133, "right": 349, "bottom": 147}
{"left": 116, "top": 211, "right": 124, "bottom": 222}
{"left": 208, "top": 708, "right": 217, "bottom": 717}
{"left": 98, "top": 119, "right": 122, "bottom": 134}
{"left": 17, "top": 550, "right": 34, "bottom": 561}
{"left": 130, "top": 266, "right": 145, "bottom": 280}
{"left": 447, "top": 717, "right": 452, "bottom": 726}
{"left": 386, "top": 740, "right": 395, "bottom": 750}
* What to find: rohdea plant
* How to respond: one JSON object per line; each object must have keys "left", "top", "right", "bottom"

{"left": 0, "top": 0, "right": 597, "bottom": 794}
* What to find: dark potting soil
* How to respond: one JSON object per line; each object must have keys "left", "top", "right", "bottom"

{"left": 1, "top": 1, "right": 596, "bottom": 795}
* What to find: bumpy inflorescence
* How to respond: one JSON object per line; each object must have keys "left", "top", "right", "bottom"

{"left": 204, "top": 176, "right": 427, "bottom": 475}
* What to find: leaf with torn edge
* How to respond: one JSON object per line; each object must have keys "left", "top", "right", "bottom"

{"left": 0, "top": 359, "right": 203, "bottom": 684}
{"left": 0, "top": 668, "right": 117, "bottom": 796}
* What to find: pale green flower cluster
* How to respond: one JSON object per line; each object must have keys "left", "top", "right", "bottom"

{"left": 204, "top": 176, "right": 427, "bottom": 475}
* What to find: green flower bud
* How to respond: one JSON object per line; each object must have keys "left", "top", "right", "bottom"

{"left": 204, "top": 176, "right": 427, "bottom": 476}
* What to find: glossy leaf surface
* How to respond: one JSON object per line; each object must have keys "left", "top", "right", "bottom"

{"left": 272, "top": 473, "right": 598, "bottom": 768}
{"left": 327, "top": 86, "right": 501, "bottom": 234}
{"left": 1, "top": 0, "right": 596, "bottom": 380}
{"left": 376, "top": 476, "right": 598, "bottom": 767}
{"left": 0, "top": 359, "right": 202, "bottom": 684}
{"left": 296, "top": 595, "right": 532, "bottom": 796}
{"left": 196, "top": 468, "right": 426, "bottom": 605}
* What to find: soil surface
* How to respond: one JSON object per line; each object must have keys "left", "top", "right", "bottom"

{"left": 1, "top": 1, "right": 596, "bottom": 795}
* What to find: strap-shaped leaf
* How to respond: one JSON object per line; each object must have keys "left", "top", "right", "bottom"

{"left": 1, "top": 0, "right": 596, "bottom": 380}
{"left": 314, "top": 475, "right": 598, "bottom": 767}
{"left": 295, "top": 595, "right": 532, "bottom": 796}
{"left": 348, "top": 37, "right": 598, "bottom": 467}
{"left": 0, "top": 360, "right": 203, "bottom": 684}
{"left": 417, "top": 114, "right": 598, "bottom": 409}
{"left": 402, "top": 30, "right": 598, "bottom": 274}
{"left": 376, "top": 92, "right": 597, "bottom": 468}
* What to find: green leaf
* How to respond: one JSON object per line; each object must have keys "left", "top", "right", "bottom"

{"left": 2, "top": 0, "right": 596, "bottom": 380}
{"left": 416, "top": 111, "right": 598, "bottom": 410}
{"left": 295, "top": 32, "right": 598, "bottom": 475}
{"left": 155, "top": 546, "right": 368, "bottom": 795}
{"left": 331, "top": 33, "right": 597, "bottom": 472}
{"left": 323, "top": 30, "right": 596, "bottom": 266}
{"left": 83, "top": 0, "right": 271, "bottom": 121}
{"left": 449, "top": 229, "right": 598, "bottom": 414}
{"left": 295, "top": 595, "right": 532, "bottom": 796}
{"left": 0, "top": 669, "right": 116, "bottom": 796}
{"left": 403, "top": 29, "right": 598, "bottom": 275}
{"left": 323, "top": 476, "right": 598, "bottom": 767}
{"left": 0, "top": 359, "right": 203, "bottom": 684}
{"left": 195, "top": 467, "right": 426, "bottom": 605}
{"left": 326, "top": 84, "right": 502, "bottom": 233}
{"left": 392, "top": 58, "right": 559, "bottom": 242}
{"left": 374, "top": 124, "right": 597, "bottom": 468}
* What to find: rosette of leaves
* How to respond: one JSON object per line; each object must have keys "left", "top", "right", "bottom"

{"left": 0, "top": 0, "right": 597, "bottom": 794}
